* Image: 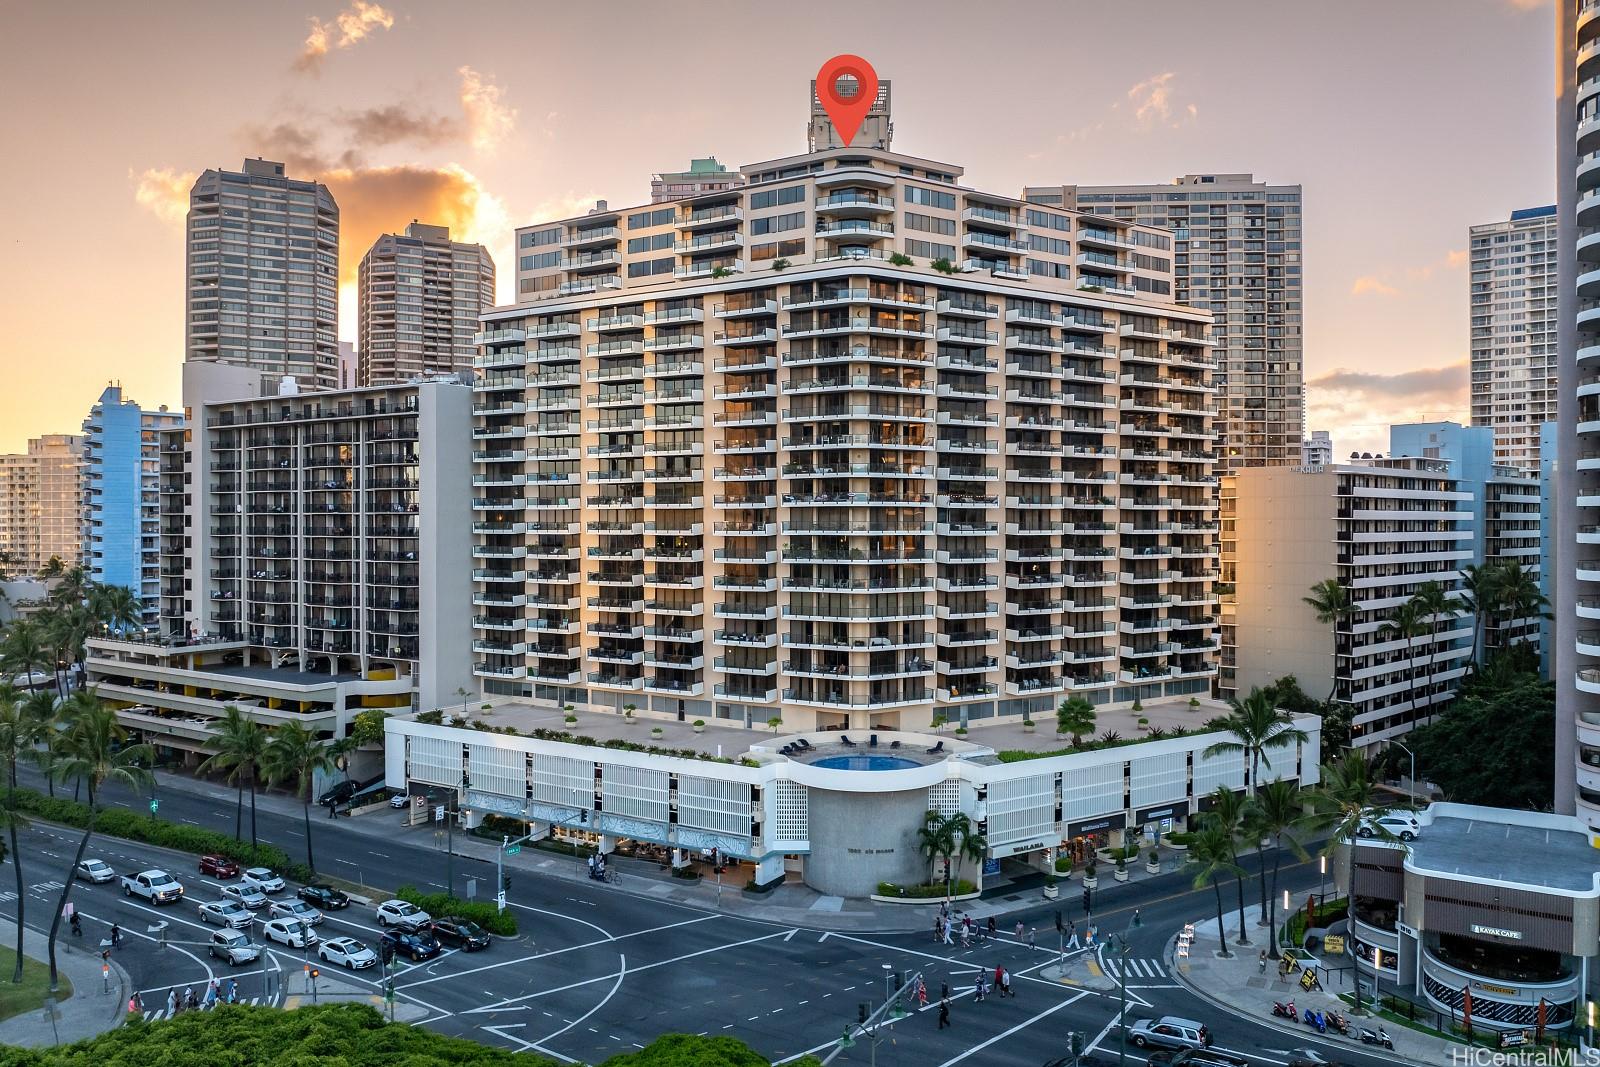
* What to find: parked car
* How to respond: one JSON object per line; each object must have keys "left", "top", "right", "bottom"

{"left": 319, "top": 780, "right": 358, "bottom": 807}
{"left": 431, "top": 917, "right": 491, "bottom": 951}
{"left": 199, "top": 854, "right": 240, "bottom": 878}
{"left": 207, "top": 929, "right": 261, "bottom": 966}
{"left": 388, "top": 793, "right": 410, "bottom": 809}
{"left": 1146, "top": 1048, "right": 1249, "bottom": 1067}
{"left": 121, "top": 869, "right": 184, "bottom": 904}
{"left": 298, "top": 884, "right": 350, "bottom": 910}
{"left": 269, "top": 898, "right": 323, "bottom": 926}
{"left": 262, "top": 917, "right": 317, "bottom": 948}
{"left": 375, "top": 899, "right": 430, "bottom": 931}
{"left": 379, "top": 928, "right": 440, "bottom": 961}
{"left": 1358, "top": 811, "right": 1420, "bottom": 841}
{"left": 221, "top": 883, "right": 269, "bottom": 910}
{"left": 1127, "top": 1017, "right": 1212, "bottom": 1051}
{"left": 74, "top": 859, "right": 114, "bottom": 884}
{"left": 240, "top": 867, "right": 286, "bottom": 893}
{"left": 197, "top": 899, "right": 254, "bottom": 929}
{"left": 318, "top": 936, "right": 377, "bottom": 970}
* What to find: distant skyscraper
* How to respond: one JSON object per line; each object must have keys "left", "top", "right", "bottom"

{"left": 807, "top": 78, "right": 892, "bottom": 150}
{"left": 1025, "top": 174, "right": 1305, "bottom": 472}
{"left": 1469, "top": 206, "right": 1557, "bottom": 474}
{"left": 0, "top": 435, "right": 83, "bottom": 575}
{"left": 81, "top": 386, "right": 184, "bottom": 625}
{"left": 1302, "top": 430, "right": 1333, "bottom": 467}
{"left": 650, "top": 158, "right": 744, "bottom": 203}
{"left": 336, "top": 341, "right": 357, "bottom": 389}
{"left": 358, "top": 222, "right": 494, "bottom": 385}
{"left": 185, "top": 158, "right": 340, "bottom": 389}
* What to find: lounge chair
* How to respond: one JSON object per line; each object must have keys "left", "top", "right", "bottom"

{"left": 797, "top": 738, "right": 813, "bottom": 750}
{"left": 926, "top": 740, "right": 945, "bottom": 755}
{"left": 889, "top": 740, "right": 901, "bottom": 749}
{"left": 869, "top": 734, "right": 878, "bottom": 747}
{"left": 840, "top": 735, "right": 856, "bottom": 747}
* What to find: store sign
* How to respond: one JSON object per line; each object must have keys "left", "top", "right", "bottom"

{"left": 1472, "top": 980, "right": 1520, "bottom": 996}
{"left": 1135, "top": 804, "right": 1182, "bottom": 824}
{"left": 1471, "top": 924, "right": 1523, "bottom": 941}
{"left": 1066, "top": 816, "right": 1120, "bottom": 838}
{"left": 991, "top": 839, "right": 1047, "bottom": 859}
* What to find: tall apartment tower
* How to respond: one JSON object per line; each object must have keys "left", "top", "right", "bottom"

{"left": 185, "top": 158, "right": 340, "bottom": 389}
{"left": 1025, "top": 175, "right": 1304, "bottom": 472}
{"left": 357, "top": 222, "right": 495, "bottom": 386}
{"left": 1470, "top": 206, "right": 1558, "bottom": 473}
{"left": 1558, "top": 2, "right": 1598, "bottom": 822}
{"left": 1302, "top": 430, "right": 1333, "bottom": 467}
{"left": 81, "top": 386, "right": 184, "bottom": 626}
{"left": 0, "top": 435, "right": 84, "bottom": 576}
{"left": 808, "top": 79, "right": 892, "bottom": 151}
{"left": 480, "top": 134, "right": 1219, "bottom": 731}
{"left": 651, "top": 158, "right": 745, "bottom": 203}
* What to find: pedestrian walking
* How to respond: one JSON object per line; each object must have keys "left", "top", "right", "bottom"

{"left": 1028, "top": 926, "right": 1036, "bottom": 949}
{"left": 110, "top": 923, "right": 121, "bottom": 948}
{"left": 69, "top": 912, "right": 81, "bottom": 938}
{"left": 973, "top": 974, "right": 986, "bottom": 1002}
{"left": 1259, "top": 948, "right": 1268, "bottom": 974}
{"left": 1014, "top": 920, "right": 1024, "bottom": 940}
{"left": 932, "top": 914, "right": 942, "bottom": 943}
{"left": 994, "top": 965, "right": 1005, "bottom": 995}
{"left": 986, "top": 916, "right": 997, "bottom": 940}
{"left": 962, "top": 915, "right": 972, "bottom": 937}
{"left": 917, "top": 978, "right": 928, "bottom": 1007}
{"left": 225, "top": 978, "right": 237, "bottom": 1004}
{"left": 1065, "top": 920, "right": 1080, "bottom": 951}
{"left": 127, "top": 993, "right": 142, "bottom": 1015}
{"left": 942, "top": 919, "right": 954, "bottom": 946}
{"left": 166, "top": 989, "right": 176, "bottom": 1016}
{"left": 184, "top": 986, "right": 198, "bottom": 1011}
{"left": 938, "top": 996, "right": 951, "bottom": 1029}
{"left": 204, "top": 985, "right": 217, "bottom": 1011}
{"left": 1001, "top": 968, "right": 1013, "bottom": 998}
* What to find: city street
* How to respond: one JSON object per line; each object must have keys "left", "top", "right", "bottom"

{"left": 2, "top": 767, "right": 1405, "bottom": 1066}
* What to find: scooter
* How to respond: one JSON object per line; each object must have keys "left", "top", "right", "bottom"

{"left": 1328, "top": 1011, "right": 1350, "bottom": 1035}
{"left": 1271, "top": 999, "right": 1297, "bottom": 1022}
{"left": 1359, "top": 1025, "right": 1394, "bottom": 1050}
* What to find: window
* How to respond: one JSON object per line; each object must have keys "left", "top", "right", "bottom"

{"left": 1133, "top": 252, "right": 1171, "bottom": 272}
{"left": 626, "top": 208, "right": 675, "bottom": 230}
{"left": 751, "top": 211, "right": 804, "bottom": 235}
{"left": 1028, "top": 235, "right": 1071, "bottom": 256}
{"left": 1134, "top": 230, "right": 1171, "bottom": 251}
{"left": 1026, "top": 209, "right": 1071, "bottom": 232}
{"left": 519, "top": 251, "right": 560, "bottom": 271}
{"left": 905, "top": 186, "right": 957, "bottom": 211}
{"left": 628, "top": 257, "right": 675, "bottom": 278}
{"left": 519, "top": 228, "right": 561, "bottom": 249}
{"left": 906, "top": 212, "right": 956, "bottom": 236}
{"left": 906, "top": 239, "right": 956, "bottom": 261}
{"left": 751, "top": 238, "right": 806, "bottom": 261}
{"left": 1026, "top": 259, "right": 1070, "bottom": 280}
{"left": 749, "top": 185, "right": 805, "bottom": 210}
{"left": 627, "top": 233, "right": 673, "bottom": 254}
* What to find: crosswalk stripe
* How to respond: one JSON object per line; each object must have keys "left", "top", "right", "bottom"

{"left": 143, "top": 997, "right": 265, "bottom": 1021}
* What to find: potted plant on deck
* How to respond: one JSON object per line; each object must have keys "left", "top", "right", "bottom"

{"left": 1114, "top": 848, "right": 1130, "bottom": 882}
{"left": 692, "top": 719, "right": 706, "bottom": 734}
{"left": 1145, "top": 848, "right": 1161, "bottom": 875}
{"left": 1082, "top": 863, "right": 1098, "bottom": 890}
{"left": 1042, "top": 875, "right": 1059, "bottom": 901}
{"left": 622, "top": 703, "right": 636, "bottom": 724}
{"left": 650, "top": 726, "right": 664, "bottom": 740}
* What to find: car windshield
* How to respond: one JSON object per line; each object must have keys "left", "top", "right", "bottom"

{"left": 457, "top": 921, "right": 483, "bottom": 936}
{"left": 392, "top": 903, "right": 417, "bottom": 915}
{"left": 149, "top": 874, "right": 173, "bottom": 886}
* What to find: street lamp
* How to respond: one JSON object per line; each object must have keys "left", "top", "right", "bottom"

{"left": 1108, "top": 910, "right": 1144, "bottom": 1067}
{"left": 1319, "top": 854, "right": 1328, "bottom": 907}
{"left": 1389, "top": 740, "right": 1417, "bottom": 806}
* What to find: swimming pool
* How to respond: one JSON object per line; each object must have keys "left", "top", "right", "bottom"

{"left": 810, "top": 754, "right": 920, "bottom": 771}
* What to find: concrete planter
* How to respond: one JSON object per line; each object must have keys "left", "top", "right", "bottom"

{"left": 692, "top": 723, "right": 705, "bottom": 734}
{"left": 1042, "top": 883, "right": 1059, "bottom": 901}
{"left": 1145, "top": 859, "right": 1161, "bottom": 875}
{"left": 1022, "top": 723, "right": 1036, "bottom": 734}
{"left": 650, "top": 728, "right": 664, "bottom": 740}
{"left": 1114, "top": 866, "right": 1129, "bottom": 882}
{"left": 1082, "top": 874, "right": 1098, "bottom": 890}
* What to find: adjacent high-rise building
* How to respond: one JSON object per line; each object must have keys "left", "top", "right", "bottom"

{"left": 357, "top": 222, "right": 495, "bottom": 386}
{"left": 1024, "top": 175, "right": 1304, "bottom": 472}
{"left": 185, "top": 158, "right": 340, "bottom": 389}
{"left": 0, "top": 435, "right": 84, "bottom": 575}
{"left": 808, "top": 78, "right": 892, "bottom": 151}
{"left": 1302, "top": 430, "right": 1333, "bottom": 467}
{"left": 478, "top": 133, "right": 1220, "bottom": 731}
{"left": 80, "top": 386, "right": 184, "bottom": 626}
{"left": 1470, "top": 206, "right": 1558, "bottom": 473}
{"left": 1559, "top": 2, "right": 1597, "bottom": 823}
{"left": 651, "top": 158, "right": 745, "bottom": 204}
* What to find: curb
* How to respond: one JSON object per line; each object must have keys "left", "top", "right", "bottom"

{"left": 1160, "top": 932, "right": 1439, "bottom": 1067}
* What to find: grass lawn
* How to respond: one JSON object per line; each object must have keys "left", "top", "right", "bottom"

{"left": 0, "top": 953, "right": 72, "bottom": 1023}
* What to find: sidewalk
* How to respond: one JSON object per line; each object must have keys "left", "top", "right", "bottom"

{"left": 1164, "top": 901, "right": 1469, "bottom": 1067}
{"left": 0, "top": 915, "right": 129, "bottom": 1047}
{"left": 149, "top": 766, "right": 1189, "bottom": 932}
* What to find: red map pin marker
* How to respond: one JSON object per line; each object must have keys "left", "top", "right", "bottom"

{"left": 817, "top": 55, "right": 879, "bottom": 148}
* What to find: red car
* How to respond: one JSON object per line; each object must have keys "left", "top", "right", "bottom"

{"left": 199, "top": 854, "right": 239, "bottom": 878}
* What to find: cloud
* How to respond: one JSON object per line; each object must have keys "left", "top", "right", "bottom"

{"left": 458, "top": 66, "right": 517, "bottom": 154}
{"left": 1505, "top": 0, "right": 1548, "bottom": 9}
{"left": 297, "top": 1, "right": 395, "bottom": 72}
{"left": 1126, "top": 72, "right": 1197, "bottom": 128}
{"left": 343, "top": 105, "right": 459, "bottom": 152}
{"left": 1350, "top": 276, "right": 1399, "bottom": 297}
{"left": 1307, "top": 363, "right": 1470, "bottom": 459}
{"left": 131, "top": 167, "right": 197, "bottom": 225}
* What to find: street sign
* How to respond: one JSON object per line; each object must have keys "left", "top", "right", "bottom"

{"left": 465, "top": 877, "right": 477, "bottom": 900}
{"left": 496, "top": 890, "right": 506, "bottom": 912}
{"left": 148, "top": 799, "right": 159, "bottom": 814}
{"left": 434, "top": 806, "right": 444, "bottom": 822}
{"left": 505, "top": 844, "right": 521, "bottom": 855}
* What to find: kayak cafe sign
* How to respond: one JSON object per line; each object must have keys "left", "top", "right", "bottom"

{"left": 1470, "top": 924, "right": 1524, "bottom": 941}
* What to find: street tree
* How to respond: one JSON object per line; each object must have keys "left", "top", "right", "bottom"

{"left": 262, "top": 721, "right": 336, "bottom": 874}
{"left": 1185, "top": 822, "right": 1243, "bottom": 957}
{"left": 1202, "top": 687, "right": 1308, "bottom": 797}
{"left": 198, "top": 705, "right": 267, "bottom": 849}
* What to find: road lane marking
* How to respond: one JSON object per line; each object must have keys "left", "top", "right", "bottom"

{"left": 526, "top": 952, "right": 626, "bottom": 1064}
{"left": 932, "top": 991, "right": 1085, "bottom": 1067}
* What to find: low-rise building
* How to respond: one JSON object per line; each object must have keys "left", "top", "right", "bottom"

{"left": 1342, "top": 803, "right": 1600, "bottom": 1032}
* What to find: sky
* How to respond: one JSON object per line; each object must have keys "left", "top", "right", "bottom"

{"left": 0, "top": 0, "right": 1555, "bottom": 458}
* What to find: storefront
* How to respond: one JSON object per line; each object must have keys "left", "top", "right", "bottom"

{"left": 1134, "top": 802, "right": 1188, "bottom": 845}
{"left": 1061, "top": 815, "right": 1124, "bottom": 866}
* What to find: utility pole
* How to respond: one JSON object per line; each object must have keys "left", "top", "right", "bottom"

{"left": 1105, "top": 910, "right": 1144, "bottom": 1067}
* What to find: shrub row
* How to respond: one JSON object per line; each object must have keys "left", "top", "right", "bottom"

{"left": 393, "top": 884, "right": 517, "bottom": 937}
{"left": 876, "top": 879, "right": 977, "bottom": 899}
{"left": 9, "top": 788, "right": 313, "bottom": 883}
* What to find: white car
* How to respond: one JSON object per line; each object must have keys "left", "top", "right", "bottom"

{"left": 207, "top": 929, "right": 261, "bottom": 966}
{"left": 375, "top": 899, "right": 430, "bottom": 931}
{"left": 269, "top": 898, "right": 323, "bottom": 926}
{"left": 1358, "top": 812, "right": 1420, "bottom": 841}
{"left": 262, "top": 916, "right": 318, "bottom": 948}
{"left": 197, "top": 899, "right": 254, "bottom": 929}
{"left": 75, "top": 859, "right": 114, "bottom": 884}
{"left": 318, "top": 936, "right": 378, "bottom": 970}
{"left": 221, "top": 883, "right": 269, "bottom": 910}
{"left": 241, "top": 867, "right": 286, "bottom": 893}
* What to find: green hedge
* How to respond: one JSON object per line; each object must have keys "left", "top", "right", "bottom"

{"left": 876, "top": 880, "right": 976, "bottom": 899}
{"left": 394, "top": 884, "right": 517, "bottom": 937}
{"left": 8, "top": 788, "right": 313, "bottom": 883}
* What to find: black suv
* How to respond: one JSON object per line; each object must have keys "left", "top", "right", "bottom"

{"left": 379, "top": 928, "right": 441, "bottom": 961}
{"left": 298, "top": 883, "right": 351, "bottom": 910}
{"left": 431, "top": 917, "right": 492, "bottom": 951}
{"left": 1146, "top": 1050, "right": 1249, "bottom": 1067}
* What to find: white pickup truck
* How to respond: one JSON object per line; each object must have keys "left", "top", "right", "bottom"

{"left": 122, "top": 869, "right": 184, "bottom": 905}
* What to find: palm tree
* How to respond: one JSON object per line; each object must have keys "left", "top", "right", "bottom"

{"left": 1055, "top": 696, "right": 1097, "bottom": 748}
{"left": 1495, "top": 561, "right": 1549, "bottom": 653}
{"left": 1245, "top": 780, "right": 1307, "bottom": 960}
{"left": 1203, "top": 687, "right": 1310, "bottom": 797}
{"left": 0, "top": 620, "right": 50, "bottom": 693}
{"left": 35, "top": 557, "right": 65, "bottom": 582}
{"left": 1301, "top": 579, "right": 1351, "bottom": 701}
{"left": 916, "top": 809, "right": 954, "bottom": 887}
{"left": 262, "top": 721, "right": 336, "bottom": 874}
{"left": 1301, "top": 751, "right": 1390, "bottom": 982}
{"left": 44, "top": 690, "right": 151, "bottom": 991}
{"left": 0, "top": 687, "right": 30, "bottom": 982}
{"left": 1379, "top": 598, "right": 1427, "bottom": 730}
{"left": 1185, "top": 822, "right": 1243, "bottom": 957}
{"left": 915, "top": 810, "right": 988, "bottom": 894}
{"left": 20, "top": 689, "right": 59, "bottom": 797}
{"left": 45, "top": 566, "right": 89, "bottom": 609}
{"left": 88, "top": 584, "right": 142, "bottom": 636}
{"left": 1457, "top": 563, "right": 1500, "bottom": 669}
{"left": 1409, "top": 581, "right": 1453, "bottom": 720}
{"left": 197, "top": 706, "right": 267, "bottom": 850}
{"left": 1201, "top": 787, "right": 1250, "bottom": 946}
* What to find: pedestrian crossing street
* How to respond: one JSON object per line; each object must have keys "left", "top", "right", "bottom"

{"left": 142, "top": 997, "right": 267, "bottom": 1021}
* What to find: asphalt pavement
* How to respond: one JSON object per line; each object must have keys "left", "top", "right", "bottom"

{"left": 0, "top": 764, "right": 1407, "bottom": 1065}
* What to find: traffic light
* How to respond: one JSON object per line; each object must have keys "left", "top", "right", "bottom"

{"left": 1131, "top": 909, "right": 1143, "bottom": 929}
{"left": 1070, "top": 1032, "right": 1085, "bottom": 1055}
{"left": 1082, "top": 887, "right": 1092, "bottom": 914}
{"left": 502, "top": 873, "right": 512, "bottom": 892}
{"left": 1055, "top": 910, "right": 1063, "bottom": 933}
{"left": 380, "top": 941, "right": 395, "bottom": 964}
{"left": 858, "top": 1002, "right": 869, "bottom": 1025}
{"left": 310, "top": 968, "right": 320, "bottom": 981}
